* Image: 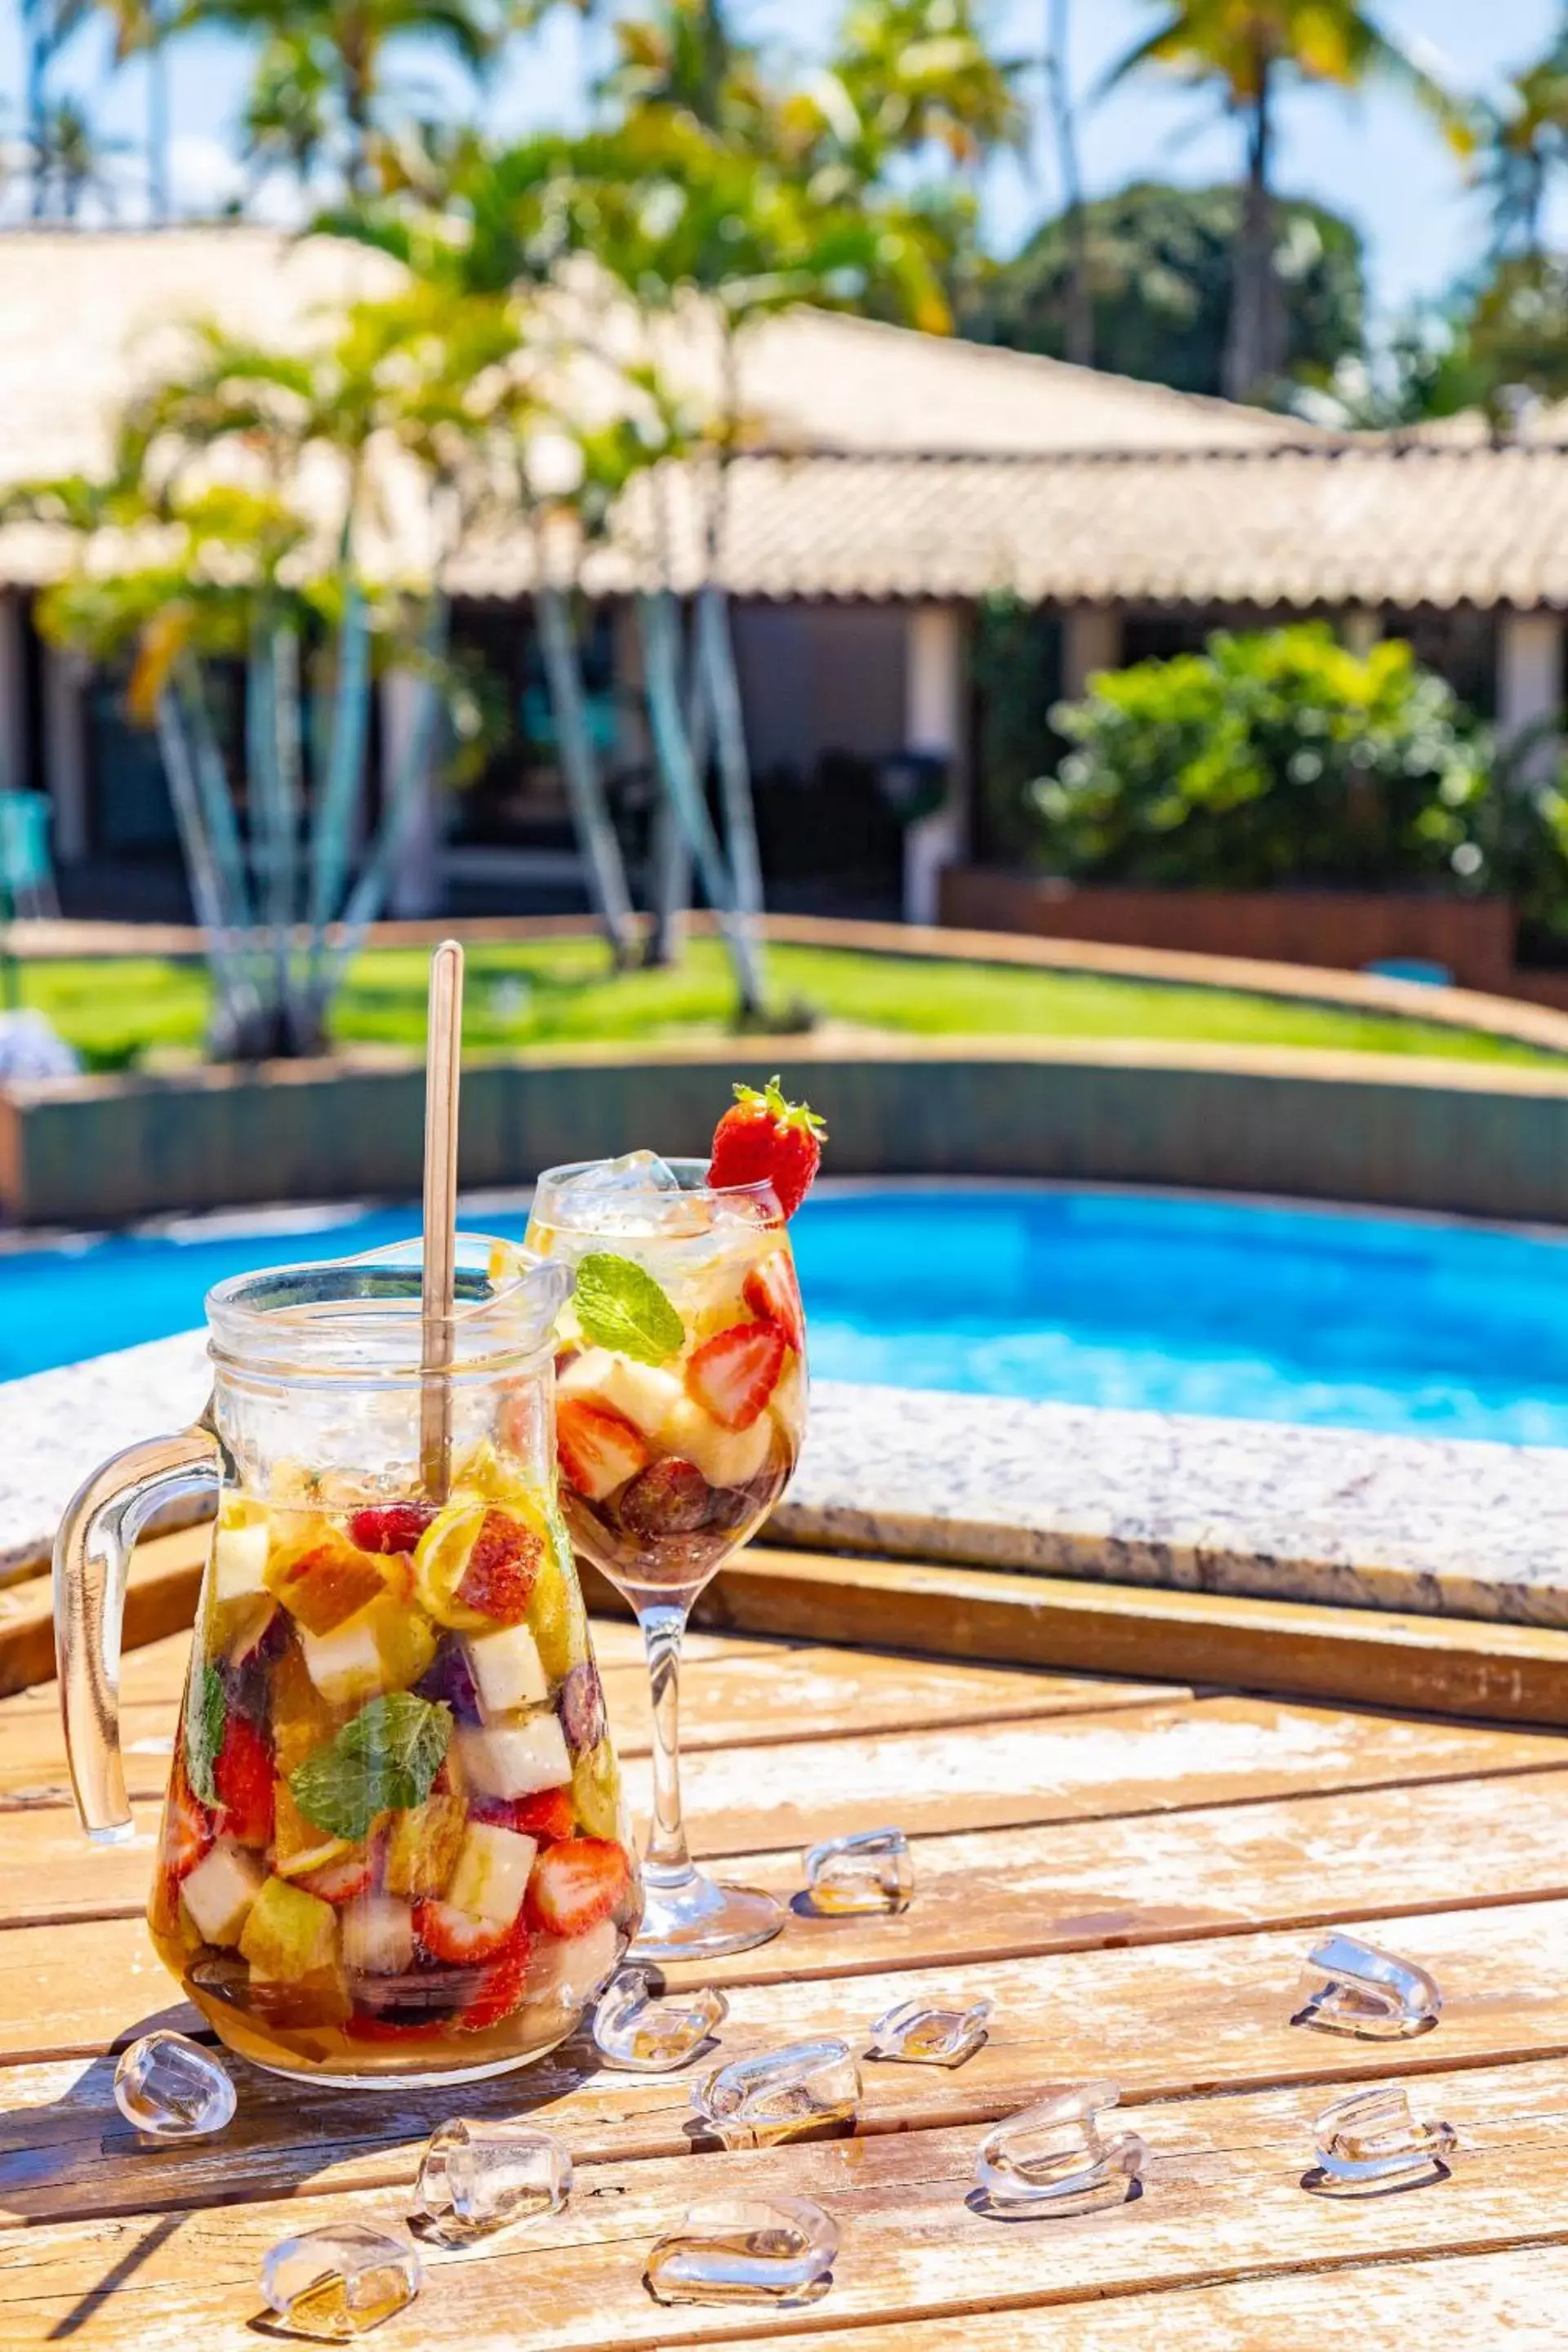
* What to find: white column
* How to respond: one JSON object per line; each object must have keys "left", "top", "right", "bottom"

{"left": 1061, "top": 606, "right": 1121, "bottom": 703}
{"left": 0, "top": 593, "right": 24, "bottom": 801}
{"left": 42, "top": 643, "right": 88, "bottom": 865}
{"left": 1342, "top": 607, "right": 1382, "bottom": 659}
{"left": 1499, "top": 610, "right": 1564, "bottom": 778}
{"left": 902, "top": 602, "right": 966, "bottom": 927}
{"left": 382, "top": 670, "right": 443, "bottom": 918}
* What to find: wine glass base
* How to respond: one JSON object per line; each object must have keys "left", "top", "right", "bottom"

{"left": 630, "top": 1869, "right": 785, "bottom": 1962}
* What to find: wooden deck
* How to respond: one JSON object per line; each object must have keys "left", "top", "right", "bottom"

{"left": 2, "top": 1552, "right": 1566, "bottom": 2345}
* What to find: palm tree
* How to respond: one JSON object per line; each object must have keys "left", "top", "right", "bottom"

{"left": 20, "top": 0, "right": 92, "bottom": 216}
{"left": 173, "top": 0, "right": 516, "bottom": 195}
{"left": 1478, "top": 26, "right": 1568, "bottom": 262}
{"left": 832, "top": 0, "right": 1027, "bottom": 177}
{"left": 1102, "top": 2, "right": 1465, "bottom": 405}
{"left": 35, "top": 94, "right": 130, "bottom": 216}
{"left": 1043, "top": 0, "right": 1092, "bottom": 366}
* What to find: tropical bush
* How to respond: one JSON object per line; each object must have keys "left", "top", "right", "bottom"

{"left": 1031, "top": 623, "right": 1526, "bottom": 896}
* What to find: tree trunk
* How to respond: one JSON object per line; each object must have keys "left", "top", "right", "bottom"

{"left": 324, "top": 595, "right": 450, "bottom": 999}
{"left": 306, "top": 581, "right": 371, "bottom": 973}
{"left": 147, "top": 14, "right": 170, "bottom": 223}
{"left": 25, "top": 7, "right": 47, "bottom": 220}
{"left": 154, "top": 687, "right": 263, "bottom": 1054}
{"left": 645, "top": 612, "right": 702, "bottom": 969}
{"left": 1223, "top": 52, "right": 1280, "bottom": 405}
{"left": 696, "top": 581, "right": 763, "bottom": 918}
{"left": 637, "top": 590, "right": 765, "bottom": 1016}
{"left": 534, "top": 583, "right": 637, "bottom": 964}
{"left": 1045, "top": 0, "right": 1093, "bottom": 368}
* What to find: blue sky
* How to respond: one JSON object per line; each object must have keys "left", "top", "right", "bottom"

{"left": 7, "top": 0, "right": 1566, "bottom": 325}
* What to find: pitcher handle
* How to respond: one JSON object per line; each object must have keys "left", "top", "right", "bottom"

{"left": 53, "top": 1423, "right": 220, "bottom": 1842}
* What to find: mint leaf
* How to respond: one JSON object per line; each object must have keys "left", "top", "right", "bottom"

{"left": 185, "top": 1663, "right": 225, "bottom": 1805}
{"left": 289, "top": 1693, "right": 452, "bottom": 1841}
{"left": 574, "top": 1252, "right": 684, "bottom": 1365}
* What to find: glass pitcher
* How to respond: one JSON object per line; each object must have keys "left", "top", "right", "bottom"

{"left": 54, "top": 1236, "right": 641, "bottom": 2086}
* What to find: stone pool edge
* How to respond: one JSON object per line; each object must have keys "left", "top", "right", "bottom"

{"left": 3, "top": 1334, "right": 1567, "bottom": 1627}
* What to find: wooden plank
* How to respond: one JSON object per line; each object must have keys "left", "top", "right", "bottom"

{"left": 0, "top": 1525, "right": 212, "bottom": 1701}
{"left": 6, "top": 2057, "right": 1568, "bottom": 2347}
{"left": 5, "top": 1896, "right": 1566, "bottom": 2225}
{"left": 0, "top": 1654, "right": 1187, "bottom": 1806}
{"left": 3, "top": 1695, "right": 1561, "bottom": 1926}
{"left": 10, "top": 1767, "right": 1568, "bottom": 2059}
{"left": 746, "top": 2246, "right": 1568, "bottom": 2351}
{"left": 0, "top": 1599, "right": 777, "bottom": 1709}
{"left": 687, "top": 1545, "right": 1568, "bottom": 1729}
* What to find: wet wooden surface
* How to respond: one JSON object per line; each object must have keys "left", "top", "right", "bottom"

{"left": 0, "top": 1575, "right": 1563, "bottom": 2344}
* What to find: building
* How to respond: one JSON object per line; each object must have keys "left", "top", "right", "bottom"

{"left": 1, "top": 225, "right": 1565, "bottom": 924}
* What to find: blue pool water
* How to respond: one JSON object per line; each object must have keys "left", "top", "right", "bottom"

{"left": 7, "top": 1185, "right": 1568, "bottom": 1446}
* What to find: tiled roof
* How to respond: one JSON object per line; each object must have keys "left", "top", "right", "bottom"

{"left": 449, "top": 442, "right": 1568, "bottom": 611}
{"left": 0, "top": 227, "right": 1563, "bottom": 610}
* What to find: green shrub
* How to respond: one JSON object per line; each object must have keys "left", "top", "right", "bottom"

{"left": 1033, "top": 623, "right": 1501, "bottom": 892}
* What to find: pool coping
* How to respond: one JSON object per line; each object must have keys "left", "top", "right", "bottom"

{"left": 5, "top": 1331, "right": 1568, "bottom": 1627}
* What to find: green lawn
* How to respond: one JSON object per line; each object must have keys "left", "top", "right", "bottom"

{"left": 14, "top": 936, "right": 1563, "bottom": 1071}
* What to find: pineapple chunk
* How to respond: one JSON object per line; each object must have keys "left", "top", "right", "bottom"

{"left": 341, "top": 1895, "right": 415, "bottom": 1976}
{"left": 238, "top": 1876, "right": 339, "bottom": 1980}
{"left": 571, "top": 1740, "right": 623, "bottom": 1842}
{"left": 272, "top": 1784, "right": 352, "bottom": 1880}
{"left": 270, "top": 1642, "right": 344, "bottom": 1778}
{"left": 180, "top": 1839, "right": 265, "bottom": 1947}
{"left": 299, "top": 1593, "right": 435, "bottom": 1706}
{"left": 447, "top": 1822, "right": 538, "bottom": 1925}
{"left": 661, "top": 1395, "right": 775, "bottom": 1490}
{"left": 526, "top": 1541, "right": 587, "bottom": 1683}
{"left": 383, "top": 1794, "right": 467, "bottom": 1900}
{"left": 212, "top": 1519, "right": 271, "bottom": 1604}
{"left": 466, "top": 1624, "right": 549, "bottom": 1717}
{"left": 455, "top": 1714, "right": 572, "bottom": 1802}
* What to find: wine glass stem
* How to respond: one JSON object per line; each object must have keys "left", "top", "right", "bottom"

{"left": 639, "top": 1602, "right": 693, "bottom": 1886}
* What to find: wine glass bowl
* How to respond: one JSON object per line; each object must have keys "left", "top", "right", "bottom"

{"left": 528, "top": 1157, "right": 808, "bottom": 1960}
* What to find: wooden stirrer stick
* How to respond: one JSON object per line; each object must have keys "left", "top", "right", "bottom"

{"left": 420, "top": 938, "right": 465, "bottom": 1498}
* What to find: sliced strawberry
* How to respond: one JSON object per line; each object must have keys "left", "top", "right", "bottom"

{"left": 557, "top": 1398, "right": 650, "bottom": 1503}
{"left": 167, "top": 1784, "right": 214, "bottom": 1881}
{"left": 618, "top": 1457, "right": 712, "bottom": 1536}
{"left": 348, "top": 1503, "right": 436, "bottom": 1556}
{"left": 742, "top": 1250, "right": 804, "bottom": 1354}
{"left": 685, "top": 1321, "right": 786, "bottom": 1432}
{"left": 706, "top": 1076, "right": 826, "bottom": 1221}
{"left": 472, "top": 1785, "right": 577, "bottom": 1844}
{"left": 414, "top": 1897, "right": 514, "bottom": 1966}
{"left": 297, "top": 1842, "right": 379, "bottom": 1906}
{"left": 524, "top": 1837, "right": 631, "bottom": 1940}
{"left": 212, "top": 1717, "right": 274, "bottom": 1847}
{"left": 455, "top": 1508, "right": 543, "bottom": 1625}
{"left": 457, "top": 1912, "right": 533, "bottom": 2031}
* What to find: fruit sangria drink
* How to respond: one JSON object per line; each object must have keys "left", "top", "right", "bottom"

{"left": 57, "top": 1238, "right": 640, "bottom": 2087}
{"left": 527, "top": 1078, "right": 823, "bottom": 1962}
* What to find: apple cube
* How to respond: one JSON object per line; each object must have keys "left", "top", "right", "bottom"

{"left": 384, "top": 1794, "right": 467, "bottom": 1900}
{"left": 660, "top": 1396, "right": 775, "bottom": 1490}
{"left": 559, "top": 1348, "right": 684, "bottom": 1443}
{"left": 299, "top": 1594, "right": 435, "bottom": 1707}
{"left": 238, "top": 1875, "right": 339, "bottom": 1980}
{"left": 465, "top": 1624, "right": 549, "bottom": 1717}
{"left": 528, "top": 1918, "right": 621, "bottom": 2013}
{"left": 212, "top": 1518, "right": 271, "bottom": 1604}
{"left": 447, "top": 1822, "right": 539, "bottom": 1925}
{"left": 180, "top": 1839, "right": 265, "bottom": 1947}
{"left": 455, "top": 1713, "right": 572, "bottom": 1802}
{"left": 340, "top": 1894, "right": 415, "bottom": 1976}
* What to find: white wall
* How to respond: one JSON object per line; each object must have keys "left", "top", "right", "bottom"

{"left": 1498, "top": 611, "right": 1565, "bottom": 777}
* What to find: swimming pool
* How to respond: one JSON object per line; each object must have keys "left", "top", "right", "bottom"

{"left": 7, "top": 1184, "right": 1568, "bottom": 1446}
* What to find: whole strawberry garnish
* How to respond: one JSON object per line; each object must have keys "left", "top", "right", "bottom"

{"left": 706, "top": 1077, "right": 826, "bottom": 1221}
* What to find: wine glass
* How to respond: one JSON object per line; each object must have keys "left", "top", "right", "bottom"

{"left": 528, "top": 1156, "right": 807, "bottom": 1960}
